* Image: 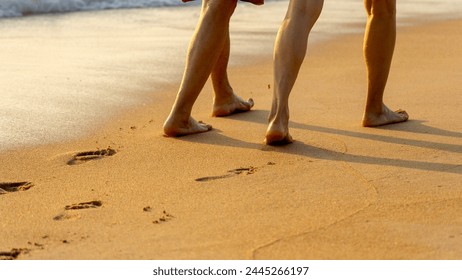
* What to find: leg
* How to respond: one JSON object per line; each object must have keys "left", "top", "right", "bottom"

{"left": 163, "top": 0, "right": 237, "bottom": 137}
{"left": 362, "top": 0, "right": 408, "bottom": 127}
{"left": 183, "top": 0, "right": 264, "bottom": 5}
{"left": 240, "top": 0, "right": 264, "bottom": 5}
{"left": 211, "top": 31, "right": 254, "bottom": 117}
{"left": 265, "top": 0, "right": 324, "bottom": 145}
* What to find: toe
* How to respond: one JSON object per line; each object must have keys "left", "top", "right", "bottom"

{"left": 238, "top": 97, "right": 254, "bottom": 112}
{"left": 396, "top": 109, "right": 409, "bottom": 119}
{"left": 247, "top": 98, "right": 254, "bottom": 108}
{"left": 197, "top": 120, "right": 213, "bottom": 131}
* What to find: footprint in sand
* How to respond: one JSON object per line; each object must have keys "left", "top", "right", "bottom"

{"left": 152, "top": 210, "right": 175, "bottom": 224}
{"left": 53, "top": 212, "right": 82, "bottom": 221}
{"left": 195, "top": 167, "right": 257, "bottom": 182}
{"left": 0, "top": 182, "right": 34, "bottom": 195}
{"left": 54, "top": 201, "right": 102, "bottom": 221}
{"left": 67, "top": 148, "right": 116, "bottom": 165}
{"left": 64, "top": 200, "right": 103, "bottom": 210}
{"left": 143, "top": 207, "right": 175, "bottom": 224}
{"left": 0, "top": 248, "right": 30, "bottom": 260}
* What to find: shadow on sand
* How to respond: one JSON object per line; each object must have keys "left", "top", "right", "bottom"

{"left": 176, "top": 109, "right": 461, "bottom": 174}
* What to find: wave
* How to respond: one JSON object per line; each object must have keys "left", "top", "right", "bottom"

{"left": 0, "top": 0, "right": 190, "bottom": 18}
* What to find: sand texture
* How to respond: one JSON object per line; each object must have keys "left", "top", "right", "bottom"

{"left": 0, "top": 17, "right": 461, "bottom": 259}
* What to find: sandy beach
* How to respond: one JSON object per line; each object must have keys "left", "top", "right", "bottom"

{"left": 1, "top": 6, "right": 461, "bottom": 260}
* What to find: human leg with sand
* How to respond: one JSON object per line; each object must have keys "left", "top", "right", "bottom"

{"left": 163, "top": 0, "right": 254, "bottom": 137}
{"left": 361, "top": 0, "right": 408, "bottom": 127}
{"left": 265, "top": 0, "right": 408, "bottom": 145}
{"left": 265, "top": 0, "right": 324, "bottom": 145}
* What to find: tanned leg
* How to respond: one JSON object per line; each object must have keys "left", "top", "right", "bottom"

{"left": 362, "top": 0, "right": 408, "bottom": 127}
{"left": 211, "top": 30, "right": 254, "bottom": 117}
{"left": 163, "top": 0, "right": 237, "bottom": 137}
{"left": 265, "top": 0, "right": 324, "bottom": 145}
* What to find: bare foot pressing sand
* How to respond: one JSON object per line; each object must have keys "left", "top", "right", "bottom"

{"left": 163, "top": 116, "right": 212, "bottom": 137}
{"left": 265, "top": 118, "right": 293, "bottom": 146}
{"left": 265, "top": 131, "right": 293, "bottom": 146}
{"left": 212, "top": 94, "right": 254, "bottom": 117}
{"left": 164, "top": 93, "right": 252, "bottom": 137}
{"left": 362, "top": 104, "right": 409, "bottom": 127}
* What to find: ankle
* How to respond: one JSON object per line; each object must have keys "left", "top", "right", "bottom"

{"left": 365, "top": 102, "right": 385, "bottom": 115}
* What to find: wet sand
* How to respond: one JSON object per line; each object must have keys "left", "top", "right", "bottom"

{"left": 0, "top": 13, "right": 461, "bottom": 259}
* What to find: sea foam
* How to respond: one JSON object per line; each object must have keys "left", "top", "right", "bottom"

{"left": 0, "top": 0, "right": 185, "bottom": 18}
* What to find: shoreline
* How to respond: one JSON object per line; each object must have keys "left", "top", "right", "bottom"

{"left": 1, "top": 16, "right": 461, "bottom": 259}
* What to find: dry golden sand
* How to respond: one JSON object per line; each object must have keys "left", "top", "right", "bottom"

{"left": 1, "top": 19, "right": 461, "bottom": 260}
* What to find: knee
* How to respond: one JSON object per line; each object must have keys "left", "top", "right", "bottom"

{"left": 288, "top": 0, "right": 324, "bottom": 22}
{"left": 368, "top": 0, "right": 396, "bottom": 18}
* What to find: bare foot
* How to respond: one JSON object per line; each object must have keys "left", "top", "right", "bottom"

{"left": 212, "top": 94, "right": 254, "bottom": 117}
{"left": 163, "top": 116, "right": 212, "bottom": 137}
{"left": 265, "top": 119, "right": 293, "bottom": 146}
{"left": 265, "top": 131, "right": 293, "bottom": 146}
{"left": 362, "top": 105, "right": 409, "bottom": 127}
